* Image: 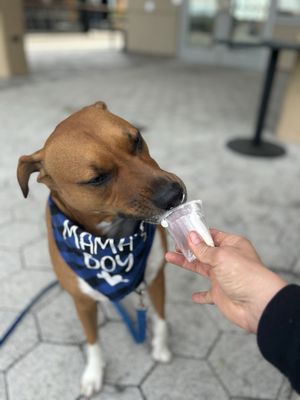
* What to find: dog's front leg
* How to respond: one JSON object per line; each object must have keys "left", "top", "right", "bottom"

{"left": 148, "top": 268, "right": 172, "bottom": 363}
{"left": 74, "top": 296, "right": 104, "bottom": 397}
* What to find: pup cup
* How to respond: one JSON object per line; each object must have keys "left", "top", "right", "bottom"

{"left": 161, "top": 200, "right": 214, "bottom": 262}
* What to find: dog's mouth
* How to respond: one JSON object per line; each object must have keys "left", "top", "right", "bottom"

{"left": 117, "top": 211, "right": 162, "bottom": 225}
{"left": 118, "top": 188, "right": 187, "bottom": 225}
{"left": 141, "top": 214, "right": 166, "bottom": 225}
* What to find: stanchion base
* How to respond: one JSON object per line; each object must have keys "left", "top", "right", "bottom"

{"left": 227, "top": 138, "right": 286, "bottom": 158}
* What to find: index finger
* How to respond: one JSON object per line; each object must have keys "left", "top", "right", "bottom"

{"left": 165, "top": 251, "right": 210, "bottom": 277}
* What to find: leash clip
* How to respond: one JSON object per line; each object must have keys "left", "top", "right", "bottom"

{"left": 135, "top": 283, "right": 147, "bottom": 310}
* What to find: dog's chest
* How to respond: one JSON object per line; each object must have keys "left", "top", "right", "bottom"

{"left": 78, "top": 229, "right": 165, "bottom": 302}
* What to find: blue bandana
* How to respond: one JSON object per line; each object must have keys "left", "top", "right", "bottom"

{"left": 48, "top": 196, "right": 156, "bottom": 301}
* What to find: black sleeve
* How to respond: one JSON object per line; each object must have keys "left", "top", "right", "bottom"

{"left": 257, "top": 284, "right": 300, "bottom": 393}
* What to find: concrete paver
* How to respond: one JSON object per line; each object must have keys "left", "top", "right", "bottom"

{"left": 168, "top": 302, "right": 219, "bottom": 359}
{"left": 0, "top": 221, "right": 42, "bottom": 250}
{"left": 0, "top": 270, "right": 55, "bottom": 310}
{"left": 278, "top": 378, "right": 294, "bottom": 400}
{"left": 0, "top": 373, "right": 6, "bottom": 400}
{"left": 165, "top": 263, "right": 209, "bottom": 303}
{"left": 0, "top": 209, "right": 13, "bottom": 229}
{"left": 0, "top": 249, "right": 22, "bottom": 281}
{"left": 101, "top": 322, "right": 155, "bottom": 386}
{"left": 93, "top": 385, "right": 143, "bottom": 400}
{"left": 7, "top": 343, "right": 83, "bottom": 400}
{"left": 142, "top": 358, "right": 229, "bottom": 400}
{"left": 23, "top": 237, "right": 52, "bottom": 270}
{"left": 36, "top": 291, "right": 106, "bottom": 344}
{"left": 209, "top": 333, "right": 284, "bottom": 398}
{"left": 0, "top": 311, "right": 38, "bottom": 372}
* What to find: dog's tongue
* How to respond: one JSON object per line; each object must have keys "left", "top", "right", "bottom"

{"left": 161, "top": 219, "right": 168, "bottom": 228}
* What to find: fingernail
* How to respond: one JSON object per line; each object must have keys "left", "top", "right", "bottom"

{"left": 190, "top": 231, "right": 201, "bottom": 245}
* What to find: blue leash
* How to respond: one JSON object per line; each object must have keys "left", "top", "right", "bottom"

{"left": 0, "top": 280, "right": 147, "bottom": 347}
{"left": 0, "top": 280, "right": 59, "bottom": 347}
{"left": 112, "top": 301, "right": 147, "bottom": 344}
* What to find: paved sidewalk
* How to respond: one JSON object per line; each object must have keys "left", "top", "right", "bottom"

{"left": 1, "top": 35, "right": 300, "bottom": 400}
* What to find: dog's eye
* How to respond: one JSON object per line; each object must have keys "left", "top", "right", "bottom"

{"left": 133, "top": 131, "right": 143, "bottom": 153}
{"left": 86, "top": 173, "right": 111, "bottom": 186}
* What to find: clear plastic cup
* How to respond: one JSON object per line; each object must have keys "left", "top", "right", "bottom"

{"left": 161, "top": 200, "right": 214, "bottom": 262}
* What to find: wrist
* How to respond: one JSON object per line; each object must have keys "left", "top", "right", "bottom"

{"left": 250, "top": 273, "right": 287, "bottom": 333}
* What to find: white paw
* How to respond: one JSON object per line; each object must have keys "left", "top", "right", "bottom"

{"left": 152, "top": 346, "right": 172, "bottom": 363}
{"left": 151, "top": 316, "right": 172, "bottom": 363}
{"left": 80, "top": 364, "right": 104, "bottom": 398}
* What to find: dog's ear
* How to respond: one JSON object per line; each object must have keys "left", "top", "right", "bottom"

{"left": 94, "top": 101, "right": 107, "bottom": 110}
{"left": 17, "top": 149, "right": 44, "bottom": 198}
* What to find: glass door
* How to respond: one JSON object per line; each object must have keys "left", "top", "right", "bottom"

{"left": 179, "top": 0, "right": 272, "bottom": 69}
{"left": 186, "top": 0, "right": 219, "bottom": 46}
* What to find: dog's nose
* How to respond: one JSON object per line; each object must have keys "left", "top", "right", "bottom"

{"left": 151, "top": 180, "right": 185, "bottom": 211}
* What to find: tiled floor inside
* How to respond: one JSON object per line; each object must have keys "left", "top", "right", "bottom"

{"left": 1, "top": 34, "right": 300, "bottom": 400}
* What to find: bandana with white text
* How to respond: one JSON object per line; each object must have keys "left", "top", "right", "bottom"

{"left": 48, "top": 196, "right": 155, "bottom": 301}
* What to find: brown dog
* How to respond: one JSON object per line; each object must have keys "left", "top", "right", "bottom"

{"left": 17, "top": 102, "right": 186, "bottom": 397}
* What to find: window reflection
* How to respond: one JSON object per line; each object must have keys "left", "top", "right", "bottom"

{"left": 186, "top": 0, "right": 218, "bottom": 46}
{"left": 230, "top": 0, "right": 271, "bottom": 42}
{"left": 186, "top": 0, "right": 300, "bottom": 48}
{"left": 278, "top": 0, "right": 300, "bottom": 16}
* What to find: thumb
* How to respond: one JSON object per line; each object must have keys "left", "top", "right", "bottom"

{"left": 188, "top": 231, "right": 216, "bottom": 265}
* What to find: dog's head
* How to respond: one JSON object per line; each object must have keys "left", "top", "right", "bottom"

{"left": 17, "top": 102, "right": 186, "bottom": 226}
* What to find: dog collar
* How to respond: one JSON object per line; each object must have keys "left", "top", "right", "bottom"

{"left": 48, "top": 196, "right": 156, "bottom": 301}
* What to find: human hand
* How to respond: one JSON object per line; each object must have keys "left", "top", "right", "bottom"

{"left": 166, "top": 229, "right": 287, "bottom": 333}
